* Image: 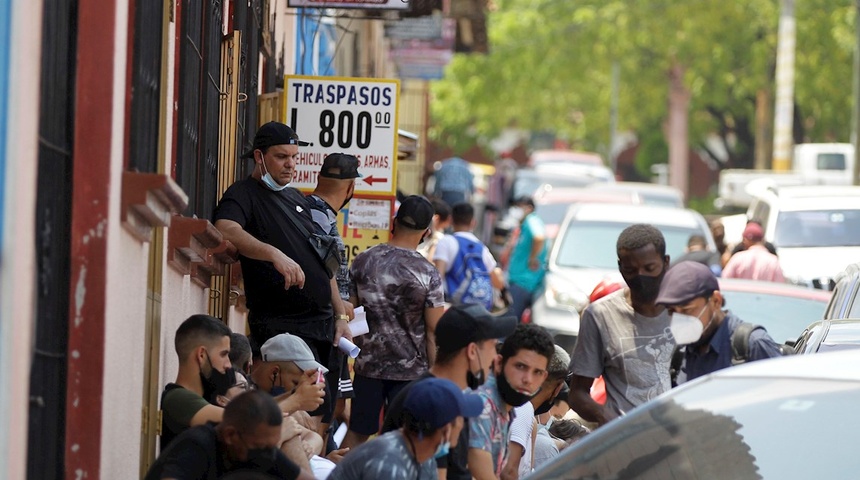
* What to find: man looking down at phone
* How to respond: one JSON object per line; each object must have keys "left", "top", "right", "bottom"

{"left": 250, "top": 333, "right": 349, "bottom": 473}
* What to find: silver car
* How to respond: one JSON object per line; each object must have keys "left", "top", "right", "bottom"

{"left": 527, "top": 349, "right": 860, "bottom": 479}
{"left": 530, "top": 203, "right": 715, "bottom": 352}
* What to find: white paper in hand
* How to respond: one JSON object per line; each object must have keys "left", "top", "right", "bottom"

{"left": 349, "top": 306, "right": 369, "bottom": 337}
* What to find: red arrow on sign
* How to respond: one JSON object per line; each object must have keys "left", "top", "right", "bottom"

{"left": 362, "top": 175, "right": 388, "bottom": 186}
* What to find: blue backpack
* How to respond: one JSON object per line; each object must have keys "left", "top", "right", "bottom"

{"left": 446, "top": 236, "right": 494, "bottom": 310}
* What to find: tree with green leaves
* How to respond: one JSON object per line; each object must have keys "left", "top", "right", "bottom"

{"left": 431, "top": 0, "right": 854, "bottom": 176}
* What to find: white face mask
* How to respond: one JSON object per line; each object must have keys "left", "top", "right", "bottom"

{"left": 669, "top": 304, "right": 709, "bottom": 345}
{"left": 259, "top": 156, "right": 290, "bottom": 191}
{"left": 509, "top": 206, "right": 525, "bottom": 222}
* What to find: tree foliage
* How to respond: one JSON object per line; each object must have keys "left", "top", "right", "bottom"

{"left": 430, "top": 0, "right": 855, "bottom": 167}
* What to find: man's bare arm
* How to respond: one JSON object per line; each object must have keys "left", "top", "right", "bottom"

{"left": 189, "top": 404, "right": 223, "bottom": 427}
{"left": 469, "top": 448, "right": 498, "bottom": 480}
{"left": 568, "top": 374, "right": 617, "bottom": 426}
{"left": 501, "top": 442, "right": 525, "bottom": 480}
{"left": 215, "top": 218, "right": 305, "bottom": 289}
{"left": 424, "top": 305, "right": 444, "bottom": 367}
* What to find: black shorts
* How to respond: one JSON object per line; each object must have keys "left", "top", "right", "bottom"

{"left": 349, "top": 374, "right": 410, "bottom": 436}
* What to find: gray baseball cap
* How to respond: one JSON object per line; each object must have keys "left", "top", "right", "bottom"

{"left": 260, "top": 333, "right": 329, "bottom": 373}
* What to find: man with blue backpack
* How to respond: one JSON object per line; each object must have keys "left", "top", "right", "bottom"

{"left": 434, "top": 203, "right": 506, "bottom": 311}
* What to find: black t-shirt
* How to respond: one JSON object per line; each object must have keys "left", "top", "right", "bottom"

{"left": 145, "top": 423, "right": 301, "bottom": 480}
{"left": 214, "top": 178, "right": 333, "bottom": 340}
{"left": 381, "top": 372, "right": 472, "bottom": 480}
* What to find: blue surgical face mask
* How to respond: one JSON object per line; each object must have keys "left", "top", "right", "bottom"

{"left": 259, "top": 155, "right": 290, "bottom": 191}
{"left": 434, "top": 440, "right": 451, "bottom": 459}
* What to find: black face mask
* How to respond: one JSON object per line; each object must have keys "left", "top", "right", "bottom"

{"left": 534, "top": 397, "right": 554, "bottom": 415}
{"left": 243, "top": 446, "right": 278, "bottom": 471}
{"left": 626, "top": 270, "right": 665, "bottom": 304}
{"left": 496, "top": 369, "right": 538, "bottom": 407}
{"left": 466, "top": 351, "right": 486, "bottom": 390}
{"left": 269, "top": 370, "right": 287, "bottom": 396}
{"left": 200, "top": 352, "right": 235, "bottom": 403}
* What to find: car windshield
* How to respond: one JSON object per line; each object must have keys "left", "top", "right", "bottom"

{"left": 638, "top": 192, "right": 683, "bottom": 208}
{"left": 721, "top": 290, "right": 828, "bottom": 344}
{"left": 534, "top": 203, "right": 571, "bottom": 226}
{"left": 555, "top": 221, "right": 698, "bottom": 268}
{"left": 531, "top": 377, "right": 860, "bottom": 479}
{"left": 512, "top": 174, "right": 595, "bottom": 199}
{"left": 774, "top": 210, "right": 860, "bottom": 248}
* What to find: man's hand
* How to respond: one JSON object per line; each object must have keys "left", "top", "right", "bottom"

{"left": 326, "top": 447, "right": 350, "bottom": 464}
{"left": 528, "top": 257, "right": 541, "bottom": 271}
{"left": 341, "top": 300, "right": 355, "bottom": 320}
{"left": 272, "top": 250, "right": 306, "bottom": 289}
{"left": 280, "top": 369, "right": 325, "bottom": 413}
{"left": 334, "top": 317, "right": 353, "bottom": 346}
{"left": 280, "top": 415, "right": 304, "bottom": 444}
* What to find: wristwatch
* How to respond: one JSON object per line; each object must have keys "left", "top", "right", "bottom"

{"left": 336, "top": 314, "right": 350, "bottom": 322}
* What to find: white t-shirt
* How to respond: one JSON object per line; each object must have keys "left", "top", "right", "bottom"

{"left": 433, "top": 232, "right": 497, "bottom": 274}
{"left": 509, "top": 401, "right": 535, "bottom": 478}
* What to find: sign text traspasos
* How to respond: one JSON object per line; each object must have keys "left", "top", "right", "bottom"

{"left": 283, "top": 75, "right": 400, "bottom": 195}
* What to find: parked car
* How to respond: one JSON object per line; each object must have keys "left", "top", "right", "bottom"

{"left": 587, "top": 181, "right": 685, "bottom": 208}
{"left": 793, "top": 319, "right": 860, "bottom": 354}
{"left": 527, "top": 349, "right": 860, "bottom": 479}
{"left": 718, "top": 278, "right": 831, "bottom": 345}
{"left": 528, "top": 149, "right": 604, "bottom": 167}
{"left": 530, "top": 203, "right": 714, "bottom": 351}
{"left": 533, "top": 187, "right": 636, "bottom": 240}
{"left": 822, "top": 262, "right": 860, "bottom": 320}
{"left": 511, "top": 166, "right": 614, "bottom": 201}
{"left": 746, "top": 185, "right": 860, "bottom": 289}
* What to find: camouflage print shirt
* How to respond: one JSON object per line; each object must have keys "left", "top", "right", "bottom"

{"left": 349, "top": 244, "right": 445, "bottom": 381}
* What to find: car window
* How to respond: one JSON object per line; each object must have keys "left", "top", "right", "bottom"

{"left": 824, "top": 278, "right": 853, "bottom": 320}
{"left": 817, "top": 153, "right": 846, "bottom": 171}
{"left": 512, "top": 173, "right": 594, "bottom": 199}
{"left": 638, "top": 192, "right": 683, "bottom": 208}
{"left": 534, "top": 203, "right": 571, "bottom": 226}
{"left": 774, "top": 210, "right": 860, "bottom": 248}
{"left": 530, "top": 377, "right": 860, "bottom": 479}
{"left": 554, "top": 221, "right": 697, "bottom": 268}
{"left": 721, "top": 291, "right": 828, "bottom": 344}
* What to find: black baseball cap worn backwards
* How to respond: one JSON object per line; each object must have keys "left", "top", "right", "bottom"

{"left": 395, "top": 195, "right": 434, "bottom": 230}
{"left": 242, "top": 121, "right": 311, "bottom": 158}
{"left": 435, "top": 304, "right": 518, "bottom": 354}
{"left": 320, "top": 153, "right": 362, "bottom": 179}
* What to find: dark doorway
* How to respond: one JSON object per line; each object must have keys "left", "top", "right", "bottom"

{"left": 28, "top": 0, "right": 77, "bottom": 479}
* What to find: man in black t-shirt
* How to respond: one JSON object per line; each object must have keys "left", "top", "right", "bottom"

{"left": 380, "top": 305, "right": 517, "bottom": 480}
{"left": 214, "top": 122, "right": 352, "bottom": 434}
{"left": 146, "top": 390, "right": 313, "bottom": 480}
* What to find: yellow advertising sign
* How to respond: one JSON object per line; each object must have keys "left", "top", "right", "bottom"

{"left": 337, "top": 195, "right": 394, "bottom": 265}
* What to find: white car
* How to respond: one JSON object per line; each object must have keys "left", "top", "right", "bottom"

{"left": 746, "top": 185, "right": 860, "bottom": 289}
{"left": 530, "top": 203, "right": 715, "bottom": 351}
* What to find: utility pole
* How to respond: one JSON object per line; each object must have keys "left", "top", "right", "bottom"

{"left": 772, "top": 0, "right": 796, "bottom": 171}
{"left": 609, "top": 61, "right": 620, "bottom": 176}
{"left": 853, "top": 0, "right": 860, "bottom": 185}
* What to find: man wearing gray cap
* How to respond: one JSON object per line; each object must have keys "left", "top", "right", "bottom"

{"left": 656, "top": 261, "right": 782, "bottom": 384}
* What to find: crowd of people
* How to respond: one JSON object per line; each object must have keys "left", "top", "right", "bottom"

{"left": 146, "top": 122, "right": 786, "bottom": 479}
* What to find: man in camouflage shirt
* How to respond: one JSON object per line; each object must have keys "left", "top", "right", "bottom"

{"left": 341, "top": 195, "right": 446, "bottom": 450}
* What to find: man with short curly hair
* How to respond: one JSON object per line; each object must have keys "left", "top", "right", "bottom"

{"left": 568, "top": 224, "right": 676, "bottom": 427}
{"left": 468, "top": 324, "right": 555, "bottom": 480}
